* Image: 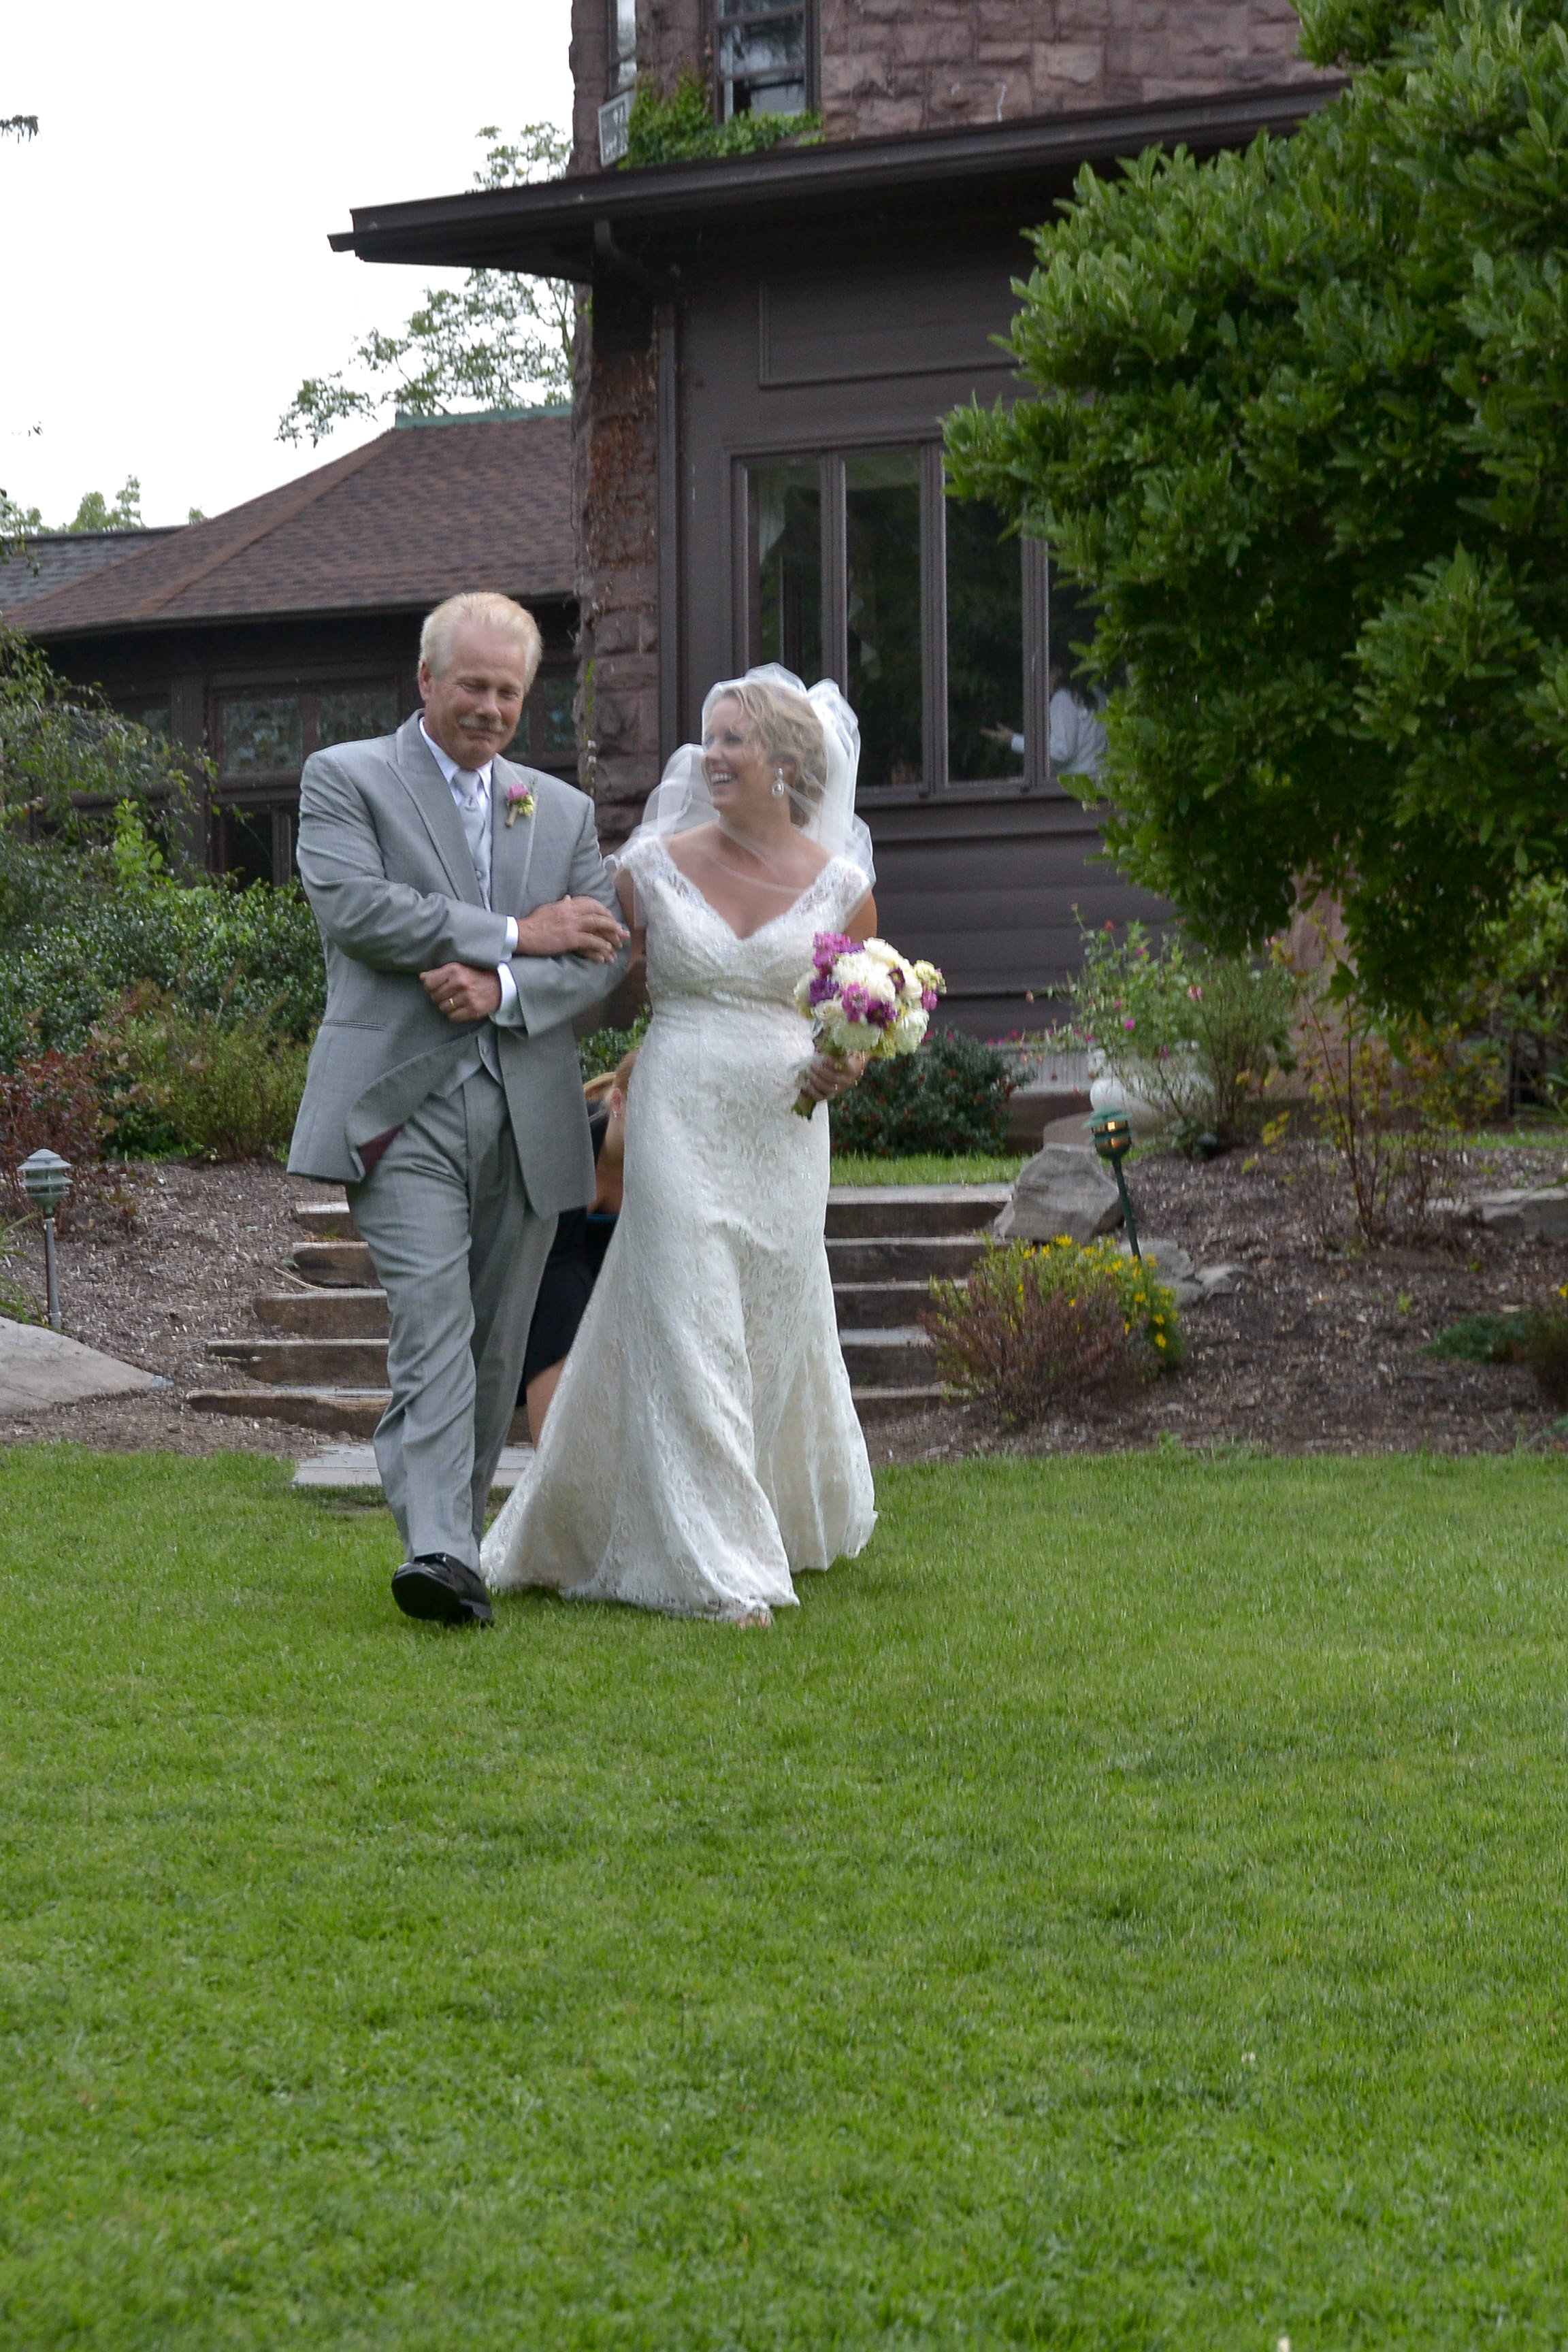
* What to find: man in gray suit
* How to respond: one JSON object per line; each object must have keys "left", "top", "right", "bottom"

{"left": 289, "top": 591, "right": 629, "bottom": 1626}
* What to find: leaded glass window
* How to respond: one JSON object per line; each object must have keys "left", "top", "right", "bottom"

{"left": 539, "top": 674, "right": 576, "bottom": 760}
{"left": 219, "top": 696, "right": 302, "bottom": 774}
{"left": 318, "top": 686, "right": 399, "bottom": 748}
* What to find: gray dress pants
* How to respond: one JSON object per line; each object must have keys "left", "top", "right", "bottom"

{"left": 346, "top": 1070, "right": 556, "bottom": 1571}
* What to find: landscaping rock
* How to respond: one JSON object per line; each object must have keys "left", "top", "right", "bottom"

{"left": 994, "top": 1144, "right": 1123, "bottom": 1245}
{"left": 1117, "top": 1236, "right": 1195, "bottom": 1286}
{"left": 1112, "top": 1237, "right": 1243, "bottom": 1307}
{"left": 1473, "top": 1186, "right": 1568, "bottom": 1241}
{"left": 0, "top": 1317, "right": 163, "bottom": 1413}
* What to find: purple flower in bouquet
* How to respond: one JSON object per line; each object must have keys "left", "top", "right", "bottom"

{"left": 790, "top": 929, "right": 946, "bottom": 1114}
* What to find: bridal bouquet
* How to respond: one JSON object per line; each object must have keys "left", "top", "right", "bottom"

{"left": 791, "top": 931, "right": 945, "bottom": 1114}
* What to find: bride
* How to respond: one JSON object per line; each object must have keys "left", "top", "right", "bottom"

{"left": 481, "top": 665, "right": 879, "bottom": 1625}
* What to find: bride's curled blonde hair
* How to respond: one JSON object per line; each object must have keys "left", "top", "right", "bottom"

{"left": 708, "top": 677, "right": 828, "bottom": 822}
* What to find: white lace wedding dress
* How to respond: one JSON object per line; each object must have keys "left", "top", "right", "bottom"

{"left": 481, "top": 832, "right": 878, "bottom": 1618}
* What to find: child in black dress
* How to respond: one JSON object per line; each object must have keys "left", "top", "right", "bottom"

{"left": 519, "top": 1048, "right": 635, "bottom": 1443}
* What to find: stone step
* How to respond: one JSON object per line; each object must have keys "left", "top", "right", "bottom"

{"left": 851, "top": 1383, "right": 946, "bottom": 1421}
{"left": 293, "top": 1199, "right": 357, "bottom": 1238}
{"left": 291, "top": 1239, "right": 374, "bottom": 1288}
{"left": 292, "top": 1232, "right": 989, "bottom": 1294}
{"left": 193, "top": 1372, "right": 938, "bottom": 1439}
{"left": 833, "top": 1279, "right": 938, "bottom": 1332}
{"left": 190, "top": 1386, "right": 531, "bottom": 1444}
{"left": 838, "top": 1326, "right": 935, "bottom": 1386}
{"left": 255, "top": 1288, "right": 389, "bottom": 1337}
{"left": 249, "top": 1275, "right": 949, "bottom": 1354}
{"left": 828, "top": 1233, "right": 984, "bottom": 1282}
{"left": 209, "top": 1337, "right": 389, "bottom": 1386}
{"left": 826, "top": 1184, "right": 1009, "bottom": 1239}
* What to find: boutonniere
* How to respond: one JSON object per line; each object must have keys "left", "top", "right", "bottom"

{"left": 504, "top": 783, "right": 536, "bottom": 828}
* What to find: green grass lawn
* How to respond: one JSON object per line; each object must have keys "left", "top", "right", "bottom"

{"left": 3, "top": 1446, "right": 1567, "bottom": 2349}
{"left": 830, "top": 1152, "right": 1024, "bottom": 1187}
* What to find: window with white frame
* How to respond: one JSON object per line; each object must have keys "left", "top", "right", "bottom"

{"left": 745, "top": 443, "right": 1085, "bottom": 796}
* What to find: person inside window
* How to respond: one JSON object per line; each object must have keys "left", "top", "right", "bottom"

{"left": 983, "top": 666, "right": 1109, "bottom": 783}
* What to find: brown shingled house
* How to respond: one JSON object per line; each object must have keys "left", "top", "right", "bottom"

{"left": 11, "top": 412, "right": 576, "bottom": 884}
{"left": 329, "top": 0, "right": 1335, "bottom": 1029}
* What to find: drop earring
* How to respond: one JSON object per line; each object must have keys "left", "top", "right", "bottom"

{"left": 771, "top": 766, "right": 788, "bottom": 798}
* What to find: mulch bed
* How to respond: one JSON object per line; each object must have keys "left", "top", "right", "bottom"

{"left": 870, "top": 1134, "right": 1568, "bottom": 1465}
{"left": 4, "top": 1144, "right": 1567, "bottom": 1463}
{"left": 0, "top": 1161, "right": 326, "bottom": 1458}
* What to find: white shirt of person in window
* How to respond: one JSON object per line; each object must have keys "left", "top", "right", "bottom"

{"left": 983, "top": 666, "right": 1109, "bottom": 783}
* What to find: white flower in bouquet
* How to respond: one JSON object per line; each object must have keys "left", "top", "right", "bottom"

{"left": 791, "top": 930, "right": 946, "bottom": 1113}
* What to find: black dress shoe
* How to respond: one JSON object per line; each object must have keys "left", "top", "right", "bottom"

{"left": 391, "top": 1553, "right": 493, "bottom": 1627}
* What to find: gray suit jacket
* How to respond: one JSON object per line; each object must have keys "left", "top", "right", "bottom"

{"left": 288, "top": 713, "right": 629, "bottom": 1207}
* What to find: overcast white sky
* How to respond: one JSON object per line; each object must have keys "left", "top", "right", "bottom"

{"left": 2, "top": 0, "right": 574, "bottom": 529}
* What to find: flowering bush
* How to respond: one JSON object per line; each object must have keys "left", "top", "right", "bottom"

{"left": 1070, "top": 918, "right": 1298, "bottom": 1149}
{"left": 924, "top": 1235, "right": 1181, "bottom": 1424}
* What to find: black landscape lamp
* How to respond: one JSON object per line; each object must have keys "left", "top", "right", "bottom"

{"left": 18, "top": 1149, "right": 71, "bottom": 1331}
{"left": 1087, "top": 1105, "right": 1141, "bottom": 1262}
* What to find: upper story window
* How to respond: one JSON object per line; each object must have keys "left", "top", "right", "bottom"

{"left": 716, "top": 0, "right": 811, "bottom": 119}
{"left": 608, "top": 0, "right": 637, "bottom": 94}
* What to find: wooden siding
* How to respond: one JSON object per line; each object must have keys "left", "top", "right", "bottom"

{"left": 670, "top": 222, "right": 1165, "bottom": 1032}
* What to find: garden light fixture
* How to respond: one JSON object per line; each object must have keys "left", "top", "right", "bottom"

{"left": 18, "top": 1149, "right": 71, "bottom": 1331}
{"left": 1087, "top": 1105, "right": 1141, "bottom": 1262}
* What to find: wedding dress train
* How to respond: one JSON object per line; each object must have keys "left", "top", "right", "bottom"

{"left": 481, "top": 833, "right": 877, "bottom": 1618}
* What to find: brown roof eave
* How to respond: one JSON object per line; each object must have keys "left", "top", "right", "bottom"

{"left": 24, "top": 585, "right": 578, "bottom": 647}
{"left": 329, "top": 82, "right": 1343, "bottom": 278}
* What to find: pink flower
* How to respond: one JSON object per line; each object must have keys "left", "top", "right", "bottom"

{"left": 1122, "top": 1015, "right": 1136, "bottom": 1031}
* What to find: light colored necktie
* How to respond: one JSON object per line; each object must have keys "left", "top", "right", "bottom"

{"left": 450, "top": 767, "right": 501, "bottom": 1085}
{"left": 456, "top": 769, "right": 491, "bottom": 906}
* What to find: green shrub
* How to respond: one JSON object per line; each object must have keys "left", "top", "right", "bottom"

{"left": 924, "top": 1235, "right": 1181, "bottom": 1426}
{"left": 625, "top": 71, "right": 819, "bottom": 168}
{"left": 1426, "top": 1313, "right": 1526, "bottom": 1367}
{"left": 829, "top": 1029, "right": 1014, "bottom": 1157}
{"left": 1426, "top": 1300, "right": 1568, "bottom": 1409}
{"left": 0, "top": 808, "right": 323, "bottom": 1069}
{"left": 577, "top": 1008, "right": 650, "bottom": 1083}
{"left": 1071, "top": 919, "right": 1298, "bottom": 1151}
{"left": 96, "top": 989, "right": 309, "bottom": 1161}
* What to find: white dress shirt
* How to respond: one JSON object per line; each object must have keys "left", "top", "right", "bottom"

{"left": 419, "top": 718, "right": 525, "bottom": 1028}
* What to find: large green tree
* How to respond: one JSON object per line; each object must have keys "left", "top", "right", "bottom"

{"left": 280, "top": 126, "right": 572, "bottom": 446}
{"left": 946, "top": 0, "right": 1568, "bottom": 1012}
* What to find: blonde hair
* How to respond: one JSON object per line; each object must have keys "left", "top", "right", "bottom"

{"left": 706, "top": 679, "right": 828, "bottom": 821}
{"left": 420, "top": 592, "right": 542, "bottom": 687}
{"left": 583, "top": 1045, "right": 639, "bottom": 1106}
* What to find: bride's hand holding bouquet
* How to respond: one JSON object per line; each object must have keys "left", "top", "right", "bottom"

{"left": 792, "top": 931, "right": 945, "bottom": 1115}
